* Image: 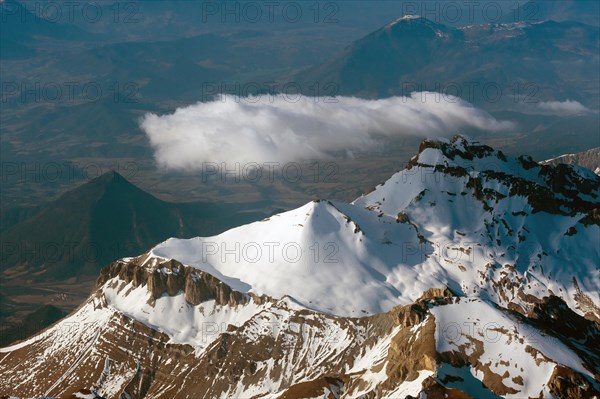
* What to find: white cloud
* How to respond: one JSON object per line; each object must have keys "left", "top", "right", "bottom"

{"left": 140, "top": 93, "right": 514, "bottom": 169}
{"left": 534, "top": 100, "right": 591, "bottom": 116}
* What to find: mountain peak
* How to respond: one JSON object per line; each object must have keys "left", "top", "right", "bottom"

{"left": 413, "top": 134, "right": 496, "bottom": 163}
{"left": 382, "top": 15, "right": 456, "bottom": 37}
{"left": 92, "top": 170, "right": 127, "bottom": 185}
{"left": 385, "top": 14, "right": 423, "bottom": 29}
{"left": 362, "top": 136, "right": 599, "bottom": 220}
{"left": 79, "top": 170, "right": 144, "bottom": 199}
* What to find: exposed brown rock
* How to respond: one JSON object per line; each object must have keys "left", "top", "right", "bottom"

{"left": 547, "top": 365, "right": 600, "bottom": 399}
{"left": 97, "top": 257, "right": 250, "bottom": 308}
{"left": 419, "top": 377, "right": 474, "bottom": 399}
{"left": 419, "top": 287, "right": 455, "bottom": 300}
{"left": 279, "top": 375, "right": 347, "bottom": 399}
{"left": 381, "top": 317, "right": 438, "bottom": 390}
{"left": 2, "top": 256, "right": 599, "bottom": 399}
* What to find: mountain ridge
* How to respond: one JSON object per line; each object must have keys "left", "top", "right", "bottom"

{"left": 2, "top": 136, "right": 599, "bottom": 398}
{"left": 542, "top": 147, "right": 600, "bottom": 175}
{"left": 146, "top": 135, "right": 600, "bottom": 318}
{"left": 292, "top": 15, "right": 599, "bottom": 109}
{"left": 504, "top": 0, "right": 600, "bottom": 26}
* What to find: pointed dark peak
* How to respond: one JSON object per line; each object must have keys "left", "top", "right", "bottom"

{"left": 52, "top": 169, "right": 148, "bottom": 208}
{"left": 84, "top": 170, "right": 142, "bottom": 194}
{"left": 93, "top": 170, "right": 127, "bottom": 185}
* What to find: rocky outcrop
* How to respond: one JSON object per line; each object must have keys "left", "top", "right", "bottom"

{"left": 407, "top": 135, "right": 600, "bottom": 217}
{"left": 523, "top": 295, "right": 600, "bottom": 381}
{"left": 97, "top": 257, "right": 249, "bottom": 307}
{"left": 547, "top": 365, "right": 600, "bottom": 398}
{"left": 541, "top": 147, "right": 600, "bottom": 175}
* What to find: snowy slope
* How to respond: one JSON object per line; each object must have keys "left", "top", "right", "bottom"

{"left": 2, "top": 136, "right": 599, "bottom": 399}
{"left": 2, "top": 281, "right": 598, "bottom": 398}
{"left": 151, "top": 200, "right": 431, "bottom": 316}
{"left": 150, "top": 136, "right": 600, "bottom": 320}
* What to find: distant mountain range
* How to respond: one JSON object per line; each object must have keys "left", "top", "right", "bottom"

{"left": 506, "top": 0, "right": 600, "bottom": 26}
{"left": 294, "top": 16, "right": 599, "bottom": 108}
{"left": 542, "top": 147, "right": 600, "bottom": 175}
{"left": 2, "top": 136, "right": 599, "bottom": 398}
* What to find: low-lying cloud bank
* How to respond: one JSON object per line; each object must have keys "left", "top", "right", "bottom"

{"left": 533, "top": 100, "right": 592, "bottom": 116}
{"left": 140, "top": 93, "right": 514, "bottom": 169}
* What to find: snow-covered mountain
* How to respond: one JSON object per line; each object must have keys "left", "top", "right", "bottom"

{"left": 1, "top": 136, "right": 599, "bottom": 398}
{"left": 542, "top": 147, "right": 600, "bottom": 176}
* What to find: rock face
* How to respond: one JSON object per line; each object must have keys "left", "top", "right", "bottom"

{"left": 412, "top": 136, "right": 600, "bottom": 217}
{"left": 548, "top": 366, "right": 599, "bottom": 399}
{"left": 98, "top": 256, "right": 249, "bottom": 307}
{"left": 1, "top": 136, "right": 599, "bottom": 398}
{"left": 542, "top": 147, "right": 600, "bottom": 176}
